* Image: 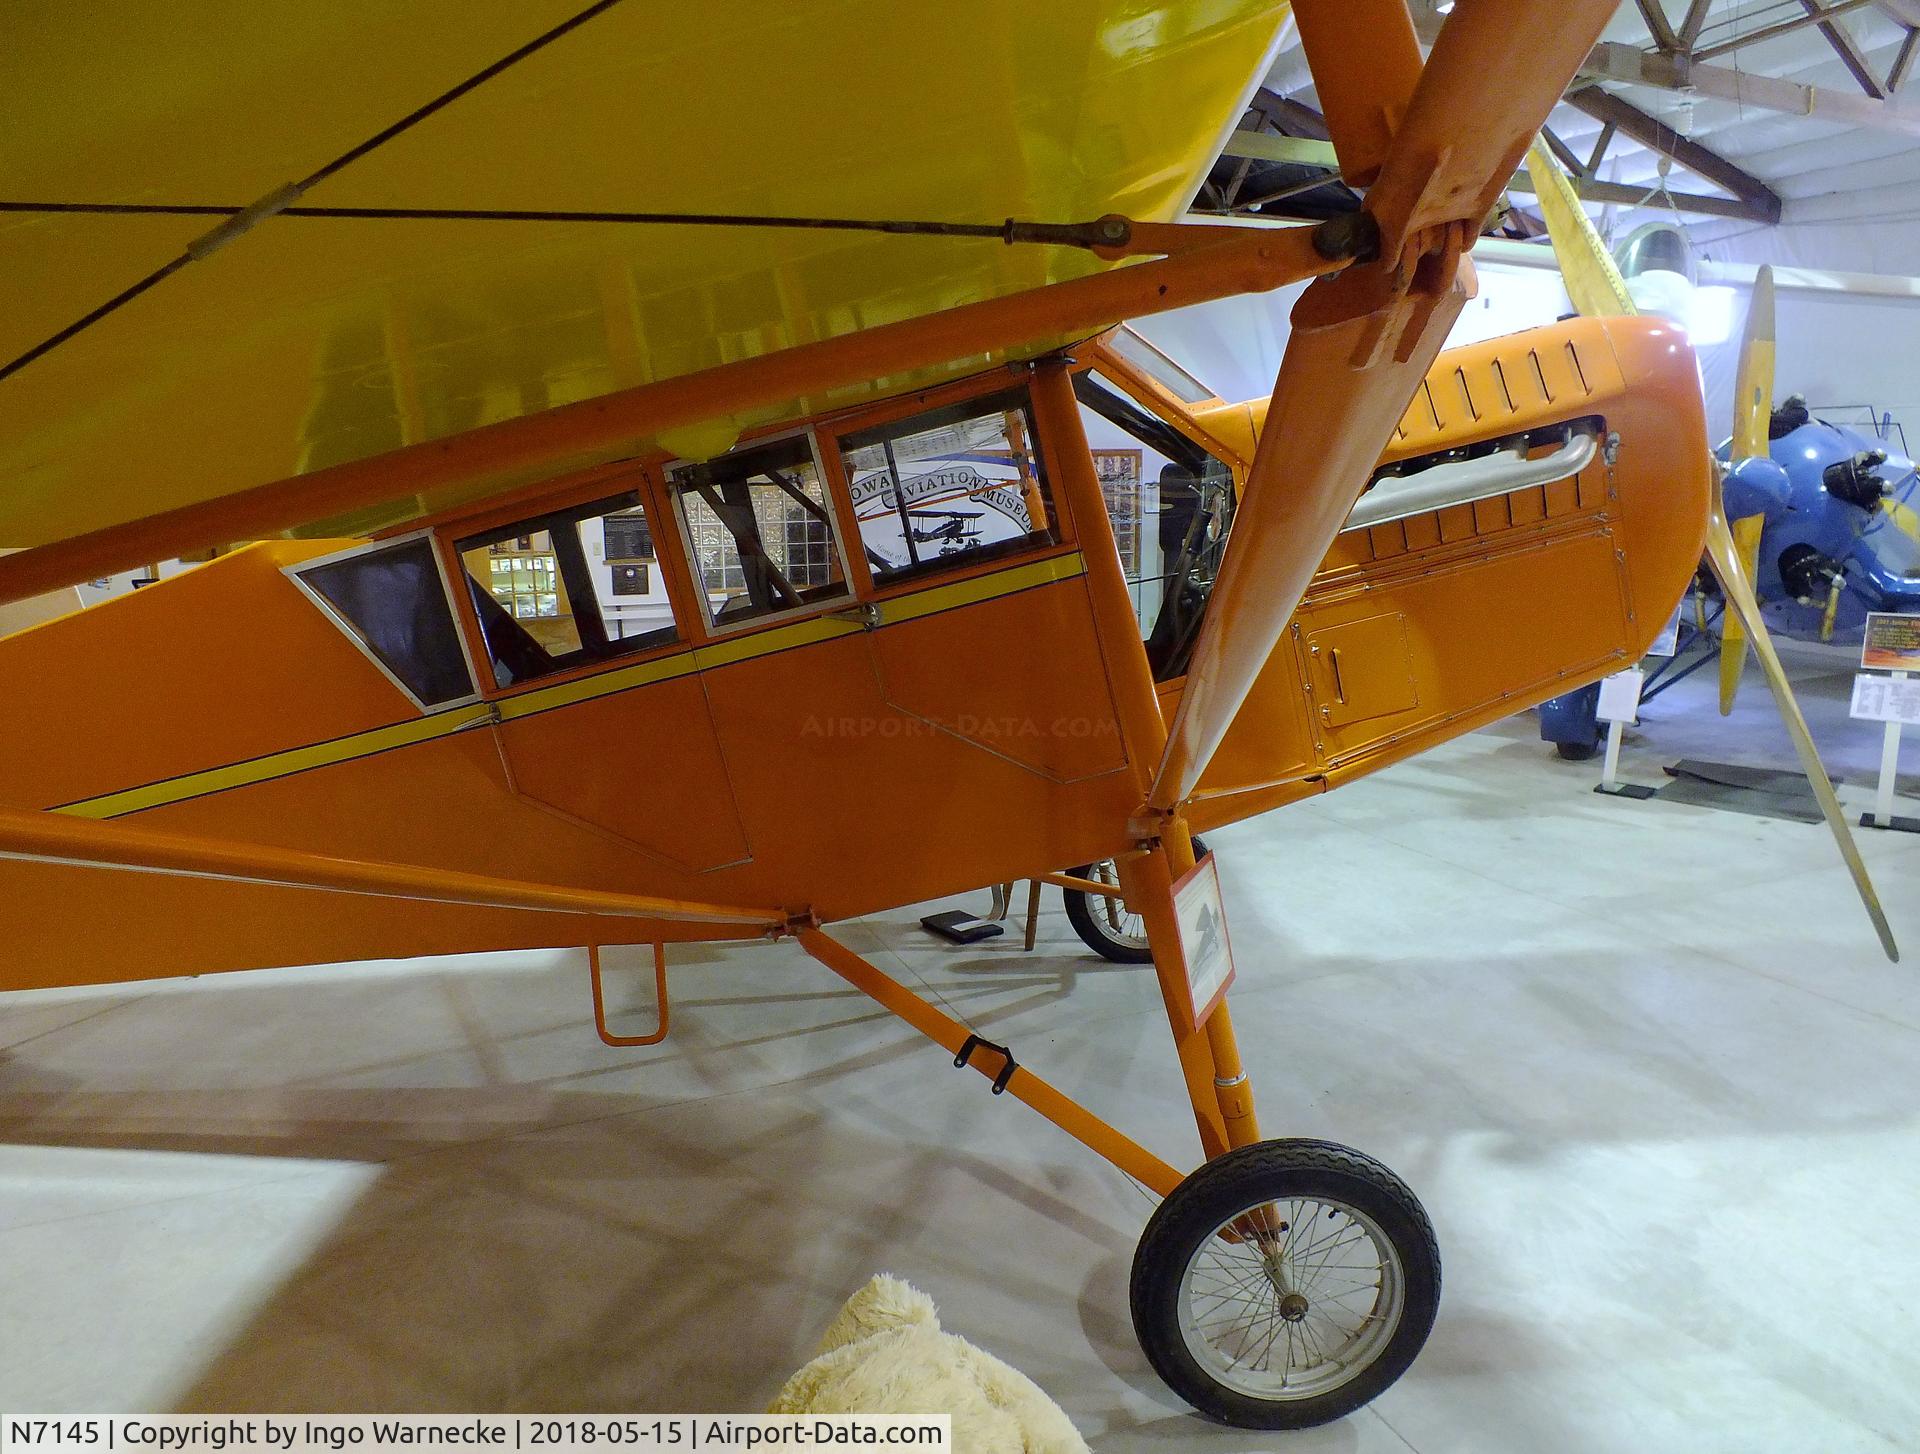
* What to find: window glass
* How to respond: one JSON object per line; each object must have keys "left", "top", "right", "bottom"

{"left": 297, "top": 537, "right": 474, "bottom": 708}
{"left": 1106, "top": 326, "right": 1217, "bottom": 405}
{"left": 455, "top": 489, "right": 679, "bottom": 688}
{"left": 1073, "top": 372, "right": 1236, "bottom": 681}
{"left": 665, "top": 433, "right": 850, "bottom": 629}
{"left": 578, "top": 498, "right": 679, "bottom": 648}
{"left": 839, "top": 388, "right": 1057, "bottom": 585}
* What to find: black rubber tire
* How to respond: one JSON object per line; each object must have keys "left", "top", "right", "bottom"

{"left": 1062, "top": 836, "right": 1208, "bottom": 964}
{"left": 1555, "top": 738, "right": 1599, "bottom": 762}
{"left": 1062, "top": 868, "right": 1151, "bottom": 963}
{"left": 1130, "top": 1138, "right": 1440, "bottom": 1430}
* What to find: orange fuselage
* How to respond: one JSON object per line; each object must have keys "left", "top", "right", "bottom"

{"left": 0, "top": 317, "right": 1709, "bottom": 991}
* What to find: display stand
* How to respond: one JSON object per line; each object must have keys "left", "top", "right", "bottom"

{"left": 1853, "top": 614, "right": 1920, "bottom": 834}
{"left": 1858, "top": 670, "right": 1920, "bottom": 834}
{"left": 1593, "top": 667, "right": 1656, "bottom": 799}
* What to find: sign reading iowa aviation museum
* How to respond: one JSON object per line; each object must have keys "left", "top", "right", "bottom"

{"left": 851, "top": 465, "right": 1033, "bottom": 522}
{"left": 850, "top": 464, "right": 1034, "bottom": 567}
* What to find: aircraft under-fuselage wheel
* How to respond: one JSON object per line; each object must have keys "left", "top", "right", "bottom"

{"left": 1063, "top": 836, "right": 1209, "bottom": 963}
{"left": 1130, "top": 1139, "right": 1441, "bottom": 1430}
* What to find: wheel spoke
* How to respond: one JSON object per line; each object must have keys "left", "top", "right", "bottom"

{"left": 1245, "top": 1302, "right": 1288, "bottom": 1373}
{"left": 1174, "top": 1177, "right": 1414, "bottom": 1407}
{"left": 1301, "top": 1226, "right": 1370, "bottom": 1283}
{"left": 1199, "top": 1238, "right": 1267, "bottom": 1269}
{"left": 1284, "top": 1210, "right": 1358, "bottom": 1264}
{"left": 1303, "top": 1308, "right": 1363, "bottom": 1362}
{"left": 1193, "top": 1250, "right": 1270, "bottom": 1288}
{"left": 1190, "top": 1269, "right": 1278, "bottom": 1322}
{"left": 1191, "top": 1284, "right": 1277, "bottom": 1326}
{"left": 1077, "top": 861, "right": 1148, "bottom": 948}
{"left": 1218, "top": 1289, "right": 1272, "bottom": 1353}
{"left": 1296, "top": 1314, "right": 1332, "bottom": 1367}
{"left": 1308, "top": 1278, "right": 1384, "bottom": 1301}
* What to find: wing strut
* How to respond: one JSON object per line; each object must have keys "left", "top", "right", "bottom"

{"left": 0, "top": 802, "right": 780, "bottom": 934}
{"left": 1149, "top": 0, "right": 1621, "bottom": 811}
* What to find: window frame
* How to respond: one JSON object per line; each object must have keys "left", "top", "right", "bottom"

{"left": 1081, "top": 333, "right": 1248, "bottom": 475}
{"left": 284, "top": 528, "right": 484, "bottom": 714}
{"left": 660, "top": 425, "right": 860, "bottom": 638}
{"left": 434, "top": 465, "right": 701, "bottom": 702}
{"left": 1097, "top": 325, "right": 1225, "bottom": 410}
{"left": 815, "top": 371, "right": 1080, "bottom": 602}
{"left": 412, "top": 367, "right": 1094, "bottom": 700}
{"left": 1068, "top": 364, "right": 1241, "bottom": 682}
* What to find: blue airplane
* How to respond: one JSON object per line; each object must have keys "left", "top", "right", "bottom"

{"left": 1539, "top": 398, "right": 1919, "bottom": 758}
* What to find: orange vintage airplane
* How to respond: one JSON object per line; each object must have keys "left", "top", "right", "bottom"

{"left": 0, "top": 0, "right": 1887, "bottom": 1429}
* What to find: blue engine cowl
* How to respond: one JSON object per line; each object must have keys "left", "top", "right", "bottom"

{"left": 1720, "top": 418, "right": 1920, "bottom": 636}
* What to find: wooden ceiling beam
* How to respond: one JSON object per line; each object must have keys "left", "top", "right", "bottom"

{"left": 1523, "top": 175, "right": 1774, "bottom": 221}
{"left": 1247, "top": 87, "right": 1333, "bottom": 141}
{"left": 1693, "top": 0, "right": 1879, "bottom": 60}
{"left": 1635, "top": 0, "right": 1682, "bottom": 51}
{"left": 1678, "top": 0, "right": 1715, "bottom": 48}
{"left": 1579, "top": 40, "right": 1920, "bottom": 136}
{"left": 1243, "top": 173, "right": 1776, "bottom": 224}
{"left": 1798, "top": 0, "right": 1891, "bottom": 96}
{"left": 1583, "top": 120, "right": 1618, "bottom": 179}
{"left": 1890, "top": 26, "right": 1920, "bottom": 90}
{"left": 1565, "top": 86, "right": 1783, "bottom": 222}
{"left": 1541, "top": 127, "right": 1587, "bottom": 177}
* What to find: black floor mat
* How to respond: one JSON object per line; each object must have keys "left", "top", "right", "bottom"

{"left": 1653, "top": 758, "right": 1843, "bottom": 825}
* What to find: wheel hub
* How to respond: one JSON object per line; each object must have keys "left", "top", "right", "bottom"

{"left": 1278, "top": 1291, "right": 1310, "bottom": 1322}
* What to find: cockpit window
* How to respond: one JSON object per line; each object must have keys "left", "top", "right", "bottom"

{"left": 293, "top": 536, "right": 475, "bottom": 709}
{"left": 455, "top": 489, "right": 680, "bottom": 688}
{"left": 838, "top": 387, "right": 1057, "bottom": 586}
{"left": 665, "top": 433, "right": 852, "bottom": 632}
{"left": 1105, "top": 326, "right": 1218, "bottom": 406}
{"left": 1073, "top": 372, "right": 1235, "bottom": 681}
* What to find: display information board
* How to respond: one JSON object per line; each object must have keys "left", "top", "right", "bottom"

{"left": 1862, "top": 612, "right": 1920, "bottom": 670}
{"left": 1851, "top": 672, "right": 1920, "bottom": 725}
{"left": 1596, "top": 667, "right": 1644, "bottom": 724}
{"left": 1172, "top": 852, "right": 1235, "bottom": 1032}
{"left": 1855, "top": 614, "right": 1918, "bottom": 831}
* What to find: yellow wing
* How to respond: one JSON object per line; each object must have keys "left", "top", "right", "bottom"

{"left": 0, "top": 0, "right": 1290, "bottom": 549}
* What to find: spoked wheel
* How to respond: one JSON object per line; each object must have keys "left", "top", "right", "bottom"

{"left": 1063, "top": 836, "right": 1207, "bottom": 964}
{"left": 1131, "top": 1139, "right": 1439, "bottom": 1430}
{"left": 1062, "top": 859, "right": 1149, "bottom": 962}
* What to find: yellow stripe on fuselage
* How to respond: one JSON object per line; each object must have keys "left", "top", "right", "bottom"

{"left": 876, "top": 551, "right": 1086, "bottom": 625}
{"left": 56, "top": 703, "right": 498, "bottom": 821}
{"left": 1887, "top": 498, "right": 1920, "bottom": 550}
{"left": 55, "top": 552, "right": 1087, "bottom": 820}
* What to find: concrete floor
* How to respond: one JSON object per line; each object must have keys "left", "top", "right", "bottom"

{"left": 3, "top": 659, "right": 1918, "bottom": 1450}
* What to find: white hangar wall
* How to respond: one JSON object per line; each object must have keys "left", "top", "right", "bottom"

{"left": 1137, "top": 232, "right": 1920, "bottom": 455}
